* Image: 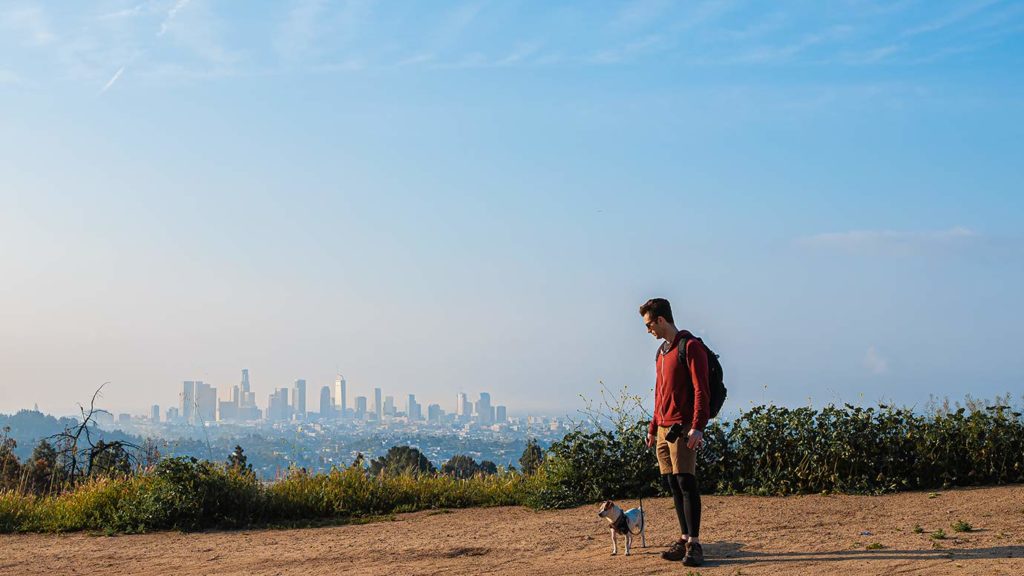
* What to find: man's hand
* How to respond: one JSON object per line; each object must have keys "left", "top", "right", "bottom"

{"left": 686, "top": 429, "right": 704, "bottom": 450}
{"left": 646, "top": 432, "right": 655, "bottom": 448}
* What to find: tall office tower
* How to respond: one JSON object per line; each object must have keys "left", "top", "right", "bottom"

{"left": 319, "top": 385, "right": 332, "bottom": 417}
{"left": 355, "top": 396, "right": 367, "bottom": 419}
{"left": 194, "top": 382, "right": 217, "bottom": 423}
{"left": 151, "top": 405, "right": 160, "bottom": 422}
{"left": 180, "top": 381, "right": 196, "bottom": 423}
{"left": 268, "top": 388, "right": 290, "bottom": 420}
{"left": 334, "top": 375, "right": 347, "bottom": 418}
{"left": 374, "top": 387, "right": 382, "bottom": 420}
{"left": 476, "top": 392, "right": 492, "bottom": 425}
{"left": 383, "top": 395, "right": 395, "bottom": 416}
{"left": 456, "top": 393, "right": 468, "bottom": 417}
{"left": 407, "top": 394, "right": 422, "bottom": 421}
{"left": 427, "top": 403, "right": 441, "bottom": 423}
{"left": 496, "top": 405, "right": 506, "bottom": 423}
{"left": 166, "top": 406, "right": 179, "bottom": 422}
{"left": 241, "top": 368, "right": 250, "bottom": 394}
{"left": 292, "top": 379, "right": 307, "bottom": 419}
{"left": 231, "top": 385, "right": 240, "bottom": 404}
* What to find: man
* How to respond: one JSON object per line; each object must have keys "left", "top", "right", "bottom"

{"left": 640, "top": 297, "right": 710, "bottom": 568}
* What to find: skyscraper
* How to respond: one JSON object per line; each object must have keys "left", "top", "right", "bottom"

{"left": 238, "top": 369, "right": 260, "bottom": 420}
{"left": 496, "top": 405, "right": 507, "bottom": 423}
{"left": 292, "top": 379, "right": 307, "bottom": 419}
{"left": 334, "top": 375, "right": 347, "bottom": 418}
{"left": 427, "top": 403, "right": 442, "bottom": 423}
{"left": 319, "top": 385, "right": 332, "bottom": 418}
{"left": 195, "top": 382, "right": 217, "bottom": 423}
{"left": 407, "top": 394, "right": 421, "bottom": 421}
{"left": 180, "top": 381, "right": 195, "bottom": 423}
{"left": 384, "top": 395, "right": 395, "bottom": 416}
{"left": 268, "top": 388, "right": 290, "bottom": 421}
{"left": 355, "top": 396, "right": 367, "bottom": 419}
{"left": 456, "top": 393, "right": 469, "bottom": 418}
{"left": 476, "top": 392, "right": 492, "bottom": 425}
{"left": 374, "top": 387, "right": 382, "bottom": 420}
{"left": 151, "top": 404, "right": 160, "bottom": 422}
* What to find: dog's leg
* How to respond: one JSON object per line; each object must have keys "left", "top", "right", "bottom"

{"left": 610, "top": 529, "right": 617, "bottom": 555}
{"left": 641, "top": 518, "right": 647, "bottom": 548}
{"left": 625, "top": 532, "right": 632, "bottom": 556}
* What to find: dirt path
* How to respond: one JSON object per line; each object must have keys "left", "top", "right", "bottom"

{"left": 2, "top": 485, "right": 1022, "bottom": 575}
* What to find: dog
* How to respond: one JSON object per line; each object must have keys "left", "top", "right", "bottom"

{"left": 596, "top": 500, "right": 646, "bottom": 556}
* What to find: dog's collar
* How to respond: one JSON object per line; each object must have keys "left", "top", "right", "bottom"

{"left": 611, "top": 513, "right": 630, "bottom": 535}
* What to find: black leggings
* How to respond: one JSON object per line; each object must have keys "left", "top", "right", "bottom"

{"left": 664, "top": 473, "right": 701, "bottom": 538}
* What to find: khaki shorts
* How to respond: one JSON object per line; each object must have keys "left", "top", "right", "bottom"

{"left": 655, "top": 425, "right": 696, "bottom": 475}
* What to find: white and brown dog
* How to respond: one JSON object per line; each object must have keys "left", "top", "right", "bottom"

{"left": 596, "top": 500, "right": 646, "bottom": 556}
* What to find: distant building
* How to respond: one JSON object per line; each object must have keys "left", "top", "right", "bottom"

{"left": 476, "top": 392, "right": 492, "bottom": 425}
{"left": 456, "top": 393, "right": 469, "bottom": 417}
{"left": 292, "top": 379, "right": 307, "bottom": 419}
{"left": 151, "top": 404, "right": 160, "bottom": 422}
{"left": 334, "top": 375, "right": 347, "bottom": 418}
{"left": 166, "top": 407, "right": 179, "bottom": 422}
{"left": 374, "top": 387, "right": 382, "bottom": 421}
{"left": 427, "top": 403, "right": 442, "bottom": 423}
{"left": 407, "top": 394, "right": 421, "bottom": 421}
{"left": 496, "top": 405, "right": 506, "bottom": 423}
{"left": 268, "top": 388, "right": 290, "bottom": 421}
{"left": 195, "top": 382, "right": 217, "bottom": 423}
{"left": 384, "top": 395, "right": 395, "bottom": 416}
{"left": 355, "top": 396, "right": 367, "bottom": 419}
{"left": 118, "top": 413, "right": 131, "bottom": 424}
{"left": 319, "top": 385, "right": 332, "bottom": 417}
{"left": 180, "top": 381, "right": 195, "bottom": 423}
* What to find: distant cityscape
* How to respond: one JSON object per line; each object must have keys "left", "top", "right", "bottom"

{"left": 106, "top": 368, "right": 519, "bottom": 429}
{"left": 81, "top": 368, "right": 573, "bottom": 478}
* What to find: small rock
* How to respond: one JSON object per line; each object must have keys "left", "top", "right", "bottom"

{"left": 859, "top": 531, "right": 873, "bottom": 536}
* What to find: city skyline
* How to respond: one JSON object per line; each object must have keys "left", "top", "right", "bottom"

{"left": 149, "top": 368, "right": 512, "bottom": 425}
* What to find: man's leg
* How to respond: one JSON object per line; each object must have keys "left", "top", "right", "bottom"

{"left": 665, "top": 473, "right": 689, "bottom": 537}
{"left": 657, "top": 427, "right": 689, "bottom": 562}
{"left": 674, "top": 473, "right": 701, "bottom": 541}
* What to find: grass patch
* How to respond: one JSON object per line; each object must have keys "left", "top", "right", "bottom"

{"left": 913, "top": 524, "right": 924, "bottom": 534}
{"left": 866, "top": 542, "right": 885, "bottom": 550}
{"left": 931, "top": 528, "right": 947, "bottom": 540}
{"left": 952, "top": 520, "right": 973, "bottom": 533}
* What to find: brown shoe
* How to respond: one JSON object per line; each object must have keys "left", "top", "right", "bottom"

{"left": 683, "top": 542, "right": 704, "bottom": 567}
{"left": 661, "top": 539, "right": 688, "bottom": 561}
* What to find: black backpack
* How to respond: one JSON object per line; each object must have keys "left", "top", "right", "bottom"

{"left": 665, "top": 335, "right": 727, "bottom": 419}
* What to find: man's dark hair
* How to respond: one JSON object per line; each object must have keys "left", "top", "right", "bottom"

{"left": 639, "top": 298, "right": 674, "bottom": 324}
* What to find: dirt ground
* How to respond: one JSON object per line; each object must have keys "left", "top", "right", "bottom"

{"left": 2, "top": 485, "right": 1022, "bottom": 575}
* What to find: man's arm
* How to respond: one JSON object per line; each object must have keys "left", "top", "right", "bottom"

{"left": 687, "top": 339, "right": 711, "bottom": 434}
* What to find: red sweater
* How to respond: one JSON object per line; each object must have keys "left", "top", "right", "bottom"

{"left": 648, "top": 330, "right": 711, "bottom": 435}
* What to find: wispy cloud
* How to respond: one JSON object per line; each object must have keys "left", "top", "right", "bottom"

{"left": 100, "top": 65, "right": 126, "bottom": 94}
{"left": 590, "top": 35, "right": 668, "bottom": 64}
{"left": 159, "top": 0, "right": 192, "bottom": 37}
{"left": 902, "top": 0, "right": 999, "bottom": 37}
{"left": 732, "top": 25, "right": 855, "bottom": 64}
{"left": 798, "top": 226, "right": 978, "bottom": 253}
{"left": 864, "top": 345, "right": 889, "bottom": 375}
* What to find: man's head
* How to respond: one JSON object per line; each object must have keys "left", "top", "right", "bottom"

{"left": 639, "top": 298, "right": 675, "bottom": 339}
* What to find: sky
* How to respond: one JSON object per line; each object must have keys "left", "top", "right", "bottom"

{"left": 1, "top": 0, "right": 1022, "bottom": 418}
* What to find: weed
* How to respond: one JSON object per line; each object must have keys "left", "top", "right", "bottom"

{"left": 952, "top": 520, "right": 973, "bottom": 533}
{"left": 913, "top": 524, "right": 924, "bottom": 534}
{"left": 866, "top": 542, "right": 885, "bottom": 550}
{"left": 932, "top": 528, "right": 947, "bottom": 540}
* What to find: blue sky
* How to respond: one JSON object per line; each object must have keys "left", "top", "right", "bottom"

{"left": 1, "top": 0, "right": 1022, "bottom": 417}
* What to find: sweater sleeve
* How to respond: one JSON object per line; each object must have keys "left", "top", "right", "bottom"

{"left": 649, "top": 352, "right": 659, "bottom": 436}
{"left": 687, "top": 339, "right": 711, "bottom": 432}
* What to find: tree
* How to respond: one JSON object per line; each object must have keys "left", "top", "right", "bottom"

{"left": 369, "top": 446, "right": 436, "bottom": 477}
{"left": 227, "top": 444, "right": 252, "bottom": 473}
{"left": 479, "top": 460, "right": 498, "bottom": 475}
{"left": 89, "top": 440, "right": 132, "bottom": 477}
{"left": 519, "top": 438, "right": 544, "bottom": 475}
{"left": 441, "top": 454, "right": 481, "bottom": 479}
{"left": 27, "top": 439, "right": 60, "bottom": 494}
{"left": 0, "top": 427, "right": 22, "bottom": 491}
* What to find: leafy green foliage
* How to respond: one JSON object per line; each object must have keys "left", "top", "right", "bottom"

{"left": 368, "top": 446, "right": 436, "bottom": 477}
{"left": 952, "top": 520, "right": 973, "bottom": 533}
{"left": 518, "top": 439, "right": 544, "bottom": 475}
{"left": 441, "top": 455, "right": 495, "bottom": 479}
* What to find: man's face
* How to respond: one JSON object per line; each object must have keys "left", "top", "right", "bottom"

{"left": 643, "top": 312, "right": 665, "bottom": 339}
